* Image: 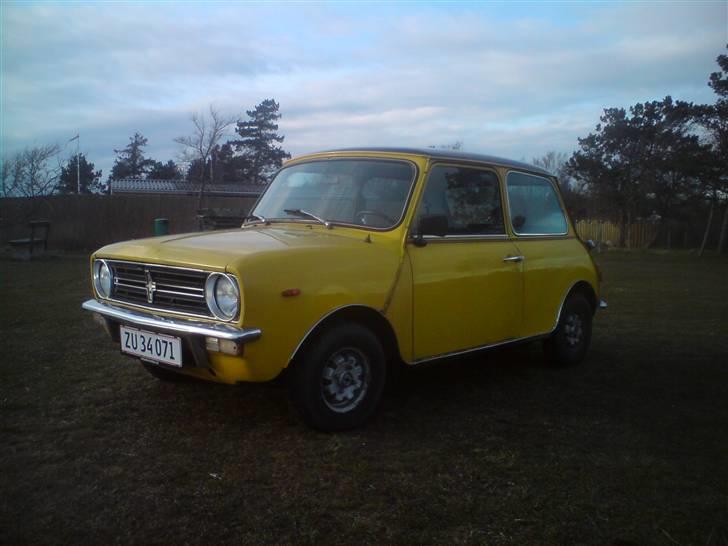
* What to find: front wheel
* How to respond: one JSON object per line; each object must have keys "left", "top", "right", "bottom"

{"left": 289, "top": 323, "right": 387, "bottom": 432}
{"left": 543, "top": 293, "right": 593, "bottom": 366}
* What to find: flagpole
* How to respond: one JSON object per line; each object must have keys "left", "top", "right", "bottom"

{"left": 66, "top": 134, "right": 80, "bottom": 193}
{"left": 76, "top": 134, "right": 80, "bottom": 193}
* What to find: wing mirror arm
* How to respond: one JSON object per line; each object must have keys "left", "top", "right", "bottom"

{"left": 411, "top": 215, "right": 448, "bottom": 247}
{"left": 412, "top": 230, "right": 427, "bottom": 247}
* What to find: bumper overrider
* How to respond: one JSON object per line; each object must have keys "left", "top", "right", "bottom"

{"left": 82, "top": 299, "right": 261, "bottom": 368}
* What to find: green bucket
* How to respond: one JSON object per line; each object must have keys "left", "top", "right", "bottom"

{"left": 154, "top": 218, "right": 169, "bottom": 236}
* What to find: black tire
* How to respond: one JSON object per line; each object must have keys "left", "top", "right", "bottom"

{"left": 289, "top": 323, "right": 387, "bottom": 432}
{"left": 142, "top": 362, "right": 191, "bottom": 382}
{"left": 543, "top": 293, "right": 593, "bottom": 366}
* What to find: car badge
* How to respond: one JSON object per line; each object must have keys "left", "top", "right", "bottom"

{"left": 144, "top": 269, "right": 156, "bottom": 304}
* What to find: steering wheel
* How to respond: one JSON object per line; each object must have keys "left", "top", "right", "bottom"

{"left": 355, "top": 210, "right": 397, "bottom": 226}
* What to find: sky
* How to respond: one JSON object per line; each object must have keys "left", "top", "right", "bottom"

{"left": 1, "top": 0, "right": 726, "bottom": 179}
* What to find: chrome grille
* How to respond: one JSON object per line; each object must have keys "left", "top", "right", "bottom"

{"left": 107, "top": 260, "right": 211, "bottom": 317}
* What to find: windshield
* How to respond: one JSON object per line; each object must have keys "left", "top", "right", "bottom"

{"left": 252, "top": 159, "right": 416, "bottom": 229}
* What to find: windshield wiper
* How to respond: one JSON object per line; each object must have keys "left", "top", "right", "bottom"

{"left": 242, "top": 213, "right": 269, "bottom": 226}
{"left": 283, "top": 208, "right": 332, "bottom": 229}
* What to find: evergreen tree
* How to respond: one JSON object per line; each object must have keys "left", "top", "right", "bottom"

{"left": 185, "top": 158, "right": 207, "bottom": 182}
{"left": 148, "top": 160, "right": 181, "bottom": 180}
{"left": 184, "top": 145, "right": 245, "bottom": 184}
{"left": 110, "top": 132, "right": 154, "bottom": 179}
{"left": 213, "top": 143, "right": 242, "bottom": 183}
{"left": 57, "top": 153, "right": 104, "bottom": 194}
{"left": 231, "top": 99, "right": 290, "bottom": 185}
{"left": 567, "top": 97, "right": 706, "bottom": 246}
{"left": 699, "top": 45, "right": 728, "bottom": 253}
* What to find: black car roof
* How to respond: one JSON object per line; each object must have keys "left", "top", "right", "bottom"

{"left": 317, "top": 147, "right": 553, "bottom": 177}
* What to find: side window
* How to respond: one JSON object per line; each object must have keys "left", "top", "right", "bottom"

{"left": 506, "top": 172, "right": 567, "bottom": 235}
{"left": 417, "top": 165, "right": 505, "bottom": 236}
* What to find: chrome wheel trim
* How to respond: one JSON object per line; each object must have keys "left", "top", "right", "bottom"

{"left": 321, "top": 347, "right": 370, "bottom": 414}
{"left": 564, "top": 312, "right": 584, "bottom": 347}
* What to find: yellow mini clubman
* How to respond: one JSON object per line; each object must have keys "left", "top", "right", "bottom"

{"left": 83, "top": 148, "right": 605, "bottom": 431}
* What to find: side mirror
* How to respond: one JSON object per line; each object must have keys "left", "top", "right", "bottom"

{"left": 412, "top": 215, "right": 448, "bottom": 246}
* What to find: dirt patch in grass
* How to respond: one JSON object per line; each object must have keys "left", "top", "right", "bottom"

{"left": 1, "top": 251, "right": 727, "bottom": 545}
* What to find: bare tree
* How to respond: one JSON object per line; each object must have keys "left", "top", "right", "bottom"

{"left": 1, "top": 144, "right": 61, "bottom": 198}
{"left": 175, "top": 105, "right": 236, "bottom": 208}
{"left": 429, "top": 141, "right": 463, "bottom": 151}
{"left": 532, "top": 151, "right": 570, "bottom": 179}
{"left": 1, "top": 155, "right": 19, "bottom": 197}
{"left": 532, "top": 150, "right": 593, "bottom": 221}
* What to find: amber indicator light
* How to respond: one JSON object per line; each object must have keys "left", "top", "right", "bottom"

{"left": 281, "top": 288, "right": 301, "bottom": 297}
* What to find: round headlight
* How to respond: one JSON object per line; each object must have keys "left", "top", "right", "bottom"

{"left": 205, "top": 273, "right": 239, "bottom": 320}
{"left": 93, "top": 260, "right": 112, "bottom": 298}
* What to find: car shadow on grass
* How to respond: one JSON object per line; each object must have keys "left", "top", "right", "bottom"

{"left": 131, "top": 341, "right": 549, "bottom": 436}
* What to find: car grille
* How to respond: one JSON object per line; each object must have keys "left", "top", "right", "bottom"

{"left": 107, "top": 260, "right": 212, "bottom": 318}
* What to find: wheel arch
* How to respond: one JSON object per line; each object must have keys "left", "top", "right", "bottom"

{"left": 572, "top": 280, "right": 598, "bottom": 314}
{"left": 559, "top": 280, "right": 598, "bottom": 321}
{"left": 288, "top": 305, "right": 402, "bottom": 368}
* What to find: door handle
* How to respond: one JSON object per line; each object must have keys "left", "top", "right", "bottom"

{"left": 503, "top": 255, "right": 524, "bottom": 263}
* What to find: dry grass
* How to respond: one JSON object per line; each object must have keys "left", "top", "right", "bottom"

{"left": 1, "top": 250, "right": 727, "bottom": 545}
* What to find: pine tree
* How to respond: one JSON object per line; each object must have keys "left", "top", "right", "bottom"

{"left": 110, "top": 133, "right": 154, "bottom": 179}
{"left": 148, "top": 160, "right": 181, "bottom": 180}
{"left": 568, "top": 97, "right": 707, "bottom": 247}
{"left": 232, "top": 99, "right": 291, "bottom": 185}
{"left": 705, "top": 45, "right": 728, "bottom": 253}
{"left": 57, "top": 153, "right": 104, "bottom": 194}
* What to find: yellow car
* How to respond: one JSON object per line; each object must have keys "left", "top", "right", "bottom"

{"left": 83, "top": 148, "right": 605, "bottom": 431}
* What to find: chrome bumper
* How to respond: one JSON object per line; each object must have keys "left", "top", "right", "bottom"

{"left": 81, "top": 299, "right": 262, "bottom": 342}
{"left": 599, "top": 299, "right": 608, "bottom": 310}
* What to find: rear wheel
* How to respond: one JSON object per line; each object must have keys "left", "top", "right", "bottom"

{"left": 543, "top": 293, "right": 593, "bottom": 366}
{"left": 289, "top": 323, "right": 387, "bottom": 432}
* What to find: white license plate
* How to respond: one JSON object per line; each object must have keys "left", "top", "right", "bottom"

{"left": 120, "top": 326, "right": 183, "bottom": 367}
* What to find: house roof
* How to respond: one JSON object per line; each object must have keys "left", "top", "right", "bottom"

{"left": 110, "top": 178, "right": 263, "bottom": 197}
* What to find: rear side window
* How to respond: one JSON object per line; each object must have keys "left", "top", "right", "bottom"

{"left": 417, "top": 165, "right": 505, "bottom": 236}
{"left": 506, "top": 172, "right": 567, "bottom": 235}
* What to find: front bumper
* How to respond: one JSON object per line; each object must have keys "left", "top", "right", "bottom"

{"left": 82, "top": 299, "right": 262, "bottom": 369}
{"left": 82, "top": 299, "right": 262, "bottom": 342}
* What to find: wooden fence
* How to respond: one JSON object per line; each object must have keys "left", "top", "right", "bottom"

{"left": 0, "top": 194, "right": 257, "bottom": 251}
{"left": 1, "top": 194, "right": 667, "bottom": 251}
{"left": 575, "top": 219, "right": 661, "bottom": 248}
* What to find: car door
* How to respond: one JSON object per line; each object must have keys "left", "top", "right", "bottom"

{"left": 504, "top": 170, "right": 576, "bottom": 336}
{"left": 407, "top": 163, "right": 523, "bottom": 361}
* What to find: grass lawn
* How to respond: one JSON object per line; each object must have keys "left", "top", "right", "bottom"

{"left": 1, "top": 251, "right": 727, "bottom": 545}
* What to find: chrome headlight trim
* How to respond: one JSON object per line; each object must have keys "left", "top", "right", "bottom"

{"left": 93, "top": 259, "right": 112, "bottom": 299}
{"left": 205, "top": 273, "right": 240, "bottom": 321}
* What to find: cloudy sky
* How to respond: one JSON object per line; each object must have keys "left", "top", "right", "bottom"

{"left": 1, "top": 1, "right": 726, "bottom": 178}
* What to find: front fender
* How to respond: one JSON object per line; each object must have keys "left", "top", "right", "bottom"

{"left": 228, "top": 242, "right": 401, "bottom": 380}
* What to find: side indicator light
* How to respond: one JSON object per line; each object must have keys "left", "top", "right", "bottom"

{"left": 281, "top": 288, "right": 301, "bottom": 297}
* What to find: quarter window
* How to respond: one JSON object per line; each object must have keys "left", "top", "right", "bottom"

{"left": 506, "top": 172, "right": 567, "bottom": 235}
{"left": 417, "top": 165, "right": 505, "bottom": 236}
